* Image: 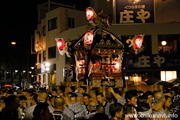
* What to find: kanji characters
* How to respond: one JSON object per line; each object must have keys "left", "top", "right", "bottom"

{"left": 136, "top": 9, "right": 150, "bottom": 23}
{"left": 120, "top": 10, "right": 134, "bottom": 23}
{"left": 120, "top": 9, "right": 151, "bottom": 23}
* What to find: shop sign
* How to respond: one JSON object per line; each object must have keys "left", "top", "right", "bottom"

{"left": 126, "top": 54, "right": 180, "bottom": 68}
{"left": 116, "top": 0, "right": 154, "bottom": 23}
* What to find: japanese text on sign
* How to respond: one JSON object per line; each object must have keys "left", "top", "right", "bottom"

{"left": 116, "top": 0, "right": 154, "bottom": 23}
{"left": 127, "top": 54, "right": 180, "bottom": 69}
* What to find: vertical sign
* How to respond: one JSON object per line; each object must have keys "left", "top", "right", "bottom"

{"left": 116, "top": 0, "right": 154, "bottom": 24}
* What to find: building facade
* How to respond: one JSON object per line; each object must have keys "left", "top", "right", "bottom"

{"left": 33, "top": 0, "right": 180, "bottom": 86}
{"left": 33, "top": 1, "right": 88, "bottom": 86}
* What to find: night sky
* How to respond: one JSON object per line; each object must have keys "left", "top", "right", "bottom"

{"left": 0, "top": 0, "right": 40, "bottom": 69}
{"left": 0, "top": 0, "right": 90, "bottom": 70}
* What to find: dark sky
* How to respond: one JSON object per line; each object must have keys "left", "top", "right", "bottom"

{"left": 0, "top": 0, "right": 39, "bottom": 69}
{"left": 0, "top": 0, "right": 90, "bottom": 70}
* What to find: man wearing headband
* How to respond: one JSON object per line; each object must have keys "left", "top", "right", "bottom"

{"left": 84, "top": 101, "right": 97, "bottom": 119}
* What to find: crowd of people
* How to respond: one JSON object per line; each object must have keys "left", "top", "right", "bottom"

{"left": 0, "top": 83, "right": 180, "bottom": 120}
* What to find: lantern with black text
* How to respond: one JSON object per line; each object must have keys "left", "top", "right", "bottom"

{"left": 57, "top": 38, "right": 65, "bottom": 50}
{"left": 134, "top": 36, "right": 143, "bottom": 49}
{"left": 84, "top": 31, "right": 93, "bottom": 45}
{"left": 86, "top": 7, "right": 95, "bottom": 21}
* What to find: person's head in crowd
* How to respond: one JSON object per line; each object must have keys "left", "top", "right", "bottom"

{"left": 19, "top": 95, "right": 27, "bottom": 109}
{"left": 30, "top": 93, "right": 38, "bottom": 105}
{"left": 78, "top": 86, "right": 86, "bottom": 94}
{"left": 57, "top": 86, "right": 65, "bottom": 97}
{"left": 33, "top": 102, "right": 51, "bottom": 120}
{"left": 58, "top": 86, "right": 65, "bottom": 93}
{"left": 3, "top": 89, "right": 8, "bottom": 96}
{"left": 52, "top": 88, "right": 57, "bottom": 96}
{"left": 54, "top": 96, "right": 65, "bottom": 112}
{"left": 136, "top": 94, "right": 150, "bottom": 112}
{"left": 50, "top": 96, "right": 56, "bottom": 107}
{"left": 124, "top": 104, "right": 136, "bottom": 120}
{"left": 76, "top": 92, "right": 84, "bottom": 105}
{"left": 163, "top": 95, "right": 172, "bottom": 113}
{"left": 125, "top": 90, "right": 138, "bottom": 106}
{"left": 96, "top": 104, "right": 105, "bottom": 114}
{"left": 97, "top": 93, "right": 105, "bottom": 105}
{"left": 89, "top": 88, "right": 97, "bottom": 98}
{"left": 58, "top": 91, "right": 64, "bottom": 97}
{"left": 153, "top": 91, "right": 165, "bottom": 106}
{"left": 89, "top": 101, "right": 97, "bottom": 112}
{"left": 7, "top": 89, "right": 14, "bottom": 95}
{"left": 70, "top": 93, "right": 78, "bottom": 104}
{"left": 67, "top": 92, "right": 73, "bottom": 101}
{"left": 91, "top": 113, "right": 109, "bottom": 120}
{"left": 22, "top": 90, "right": 30, "bottom": 97}
{"left": 137, "top": 90, "right": 144, "bottom": 97}
{"left": 83, "top": 93, "right": 90, "bottom": 106}
{"left": 38, "top": 90, "right": 48, "bottom": 102}
{"left": 17, "top": 88, "right": 21, "bottom": 94}
{"left": 163, "top": 89, "right": 172, "bottom": 97}
{"left": 109, "top": 103, "right": 123, "bottom": 120}
{"left": 145, "top": 91, "right": 154, "bottom": 107}
{"left": 0, "top": 96, "right": 6, "bottom": 111}
{"left": 4, "top": 95, "right": 20, "bottom": 112}
{"left": 171, "top": 86, "right": 178, "bottom": 97}
{"left": 68, "top": 86, "right": 76, "bottom": 92}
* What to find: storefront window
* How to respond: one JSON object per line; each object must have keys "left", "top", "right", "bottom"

{"left": 161, "top": 71, "right": 177, "bottom": 81}
{"left": 158, "top": 34, "right": 179, "bottom": 54}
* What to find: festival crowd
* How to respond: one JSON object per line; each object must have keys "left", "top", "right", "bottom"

{"left": 0, "top": 83, "right": 180, "bottom": 120}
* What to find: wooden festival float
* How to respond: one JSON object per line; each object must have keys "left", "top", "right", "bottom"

{"left": 55, "top": 7, "right": 151, "bottom": 90}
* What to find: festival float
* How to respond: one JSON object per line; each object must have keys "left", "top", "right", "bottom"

{"left": 55, "top": 7, "right": 148, "bottom": 89}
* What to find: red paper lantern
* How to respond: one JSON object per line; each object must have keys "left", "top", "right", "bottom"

{"left": 134, "top": 37, "right": 143, "bottom": 49}
{"left": 112, "top": 60, "right": 119, "bottom": 70}
{"left": 86, "top": 8, "right": 94, "bottom": 20}
{"left": 84, "top": 31, "right": 93, "bottom": 45}
{"left": 79, "top": 60, "right": 85, "bottom": 67}
{"left": 57, "top": 39, "right": 64, "bottom": 50}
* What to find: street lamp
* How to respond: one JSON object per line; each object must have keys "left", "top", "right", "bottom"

{"left": 11, "top": 41, "right": 16, "bottom": 45}
{"left": 45, "top": 62, "right": 50, "bottom": 67}
{"left": 31, "top": 67, "right": 34, "bottom": 70}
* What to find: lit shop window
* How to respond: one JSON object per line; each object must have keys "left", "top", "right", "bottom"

{"left": 161, "top": 71, "right": 177, "bottom": 81}
{"left": 130, "top": 74, "right": 142, "bottom": 83}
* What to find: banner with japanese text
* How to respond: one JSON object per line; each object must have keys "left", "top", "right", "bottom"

{"left": 126, "top": 54, "right": 180, "bottom": 69}
{"left": 116, "top": 0, "right": 154, "bottom": 24}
